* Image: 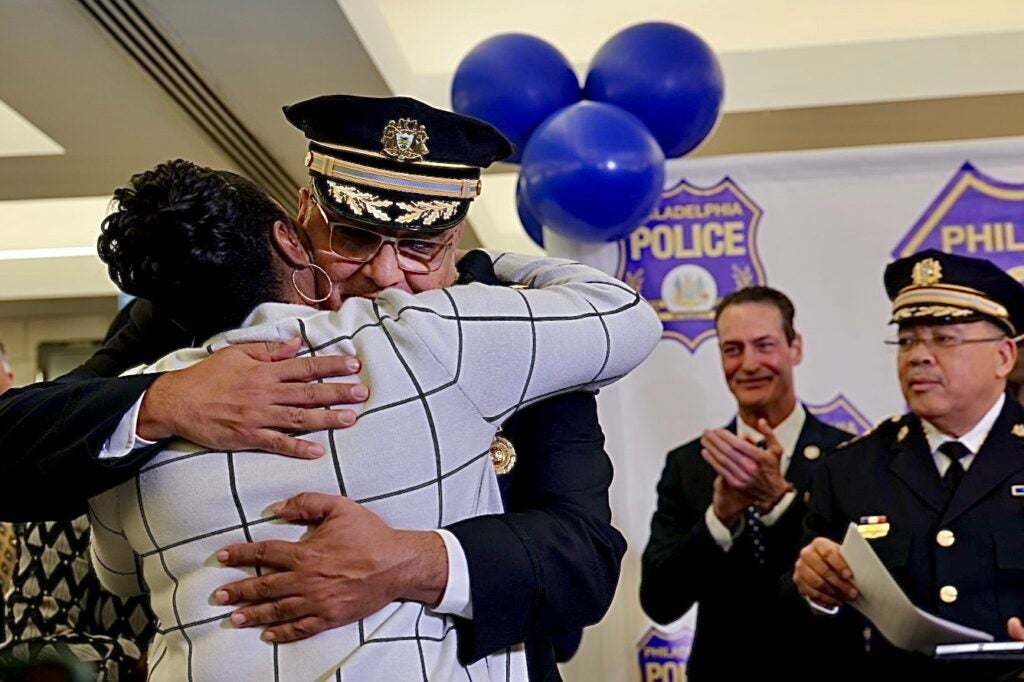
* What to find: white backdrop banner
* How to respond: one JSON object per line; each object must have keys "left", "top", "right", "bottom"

{"left": 548, "top": 136, "right": 1024, "bottom": 681}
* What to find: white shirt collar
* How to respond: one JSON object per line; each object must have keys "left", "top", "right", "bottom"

{"left": 922, "top": 393, "right": 1005, "bottom": 456}
{"left": 922, "top": 394, "right": 1005, "bottom": 474}
{"left": 736, "top": 403, "right": 807, "bottom": 474}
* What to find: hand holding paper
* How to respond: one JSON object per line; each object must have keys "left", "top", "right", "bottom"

{"left": 839, "top": 523, "right": 992, "bottom": 655}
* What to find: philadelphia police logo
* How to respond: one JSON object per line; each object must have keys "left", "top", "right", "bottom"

{"left": 893, "top": 163, "right": 1024, "bottom": 280}
{"left": 806, "top": 394, "right": 871, "bottom": 436}
{"left": 637, "top": 624, "right": 692, "bottom": 682}
{"left": 617, "top": 178, "right": 767, "bottom": 352}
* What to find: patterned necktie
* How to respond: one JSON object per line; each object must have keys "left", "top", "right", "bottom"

{"left": 938, "top": 440, "right": 971, "bottom": 504}
{"left": 745, "top": 439, "right": 770, "bottom": 565}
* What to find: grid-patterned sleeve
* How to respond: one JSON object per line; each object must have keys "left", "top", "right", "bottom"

{"left": 377, "top": 251, "right": 660, "bottom": 422}
{"left": 88, "top": 486, "right": 145, "bottom": 598}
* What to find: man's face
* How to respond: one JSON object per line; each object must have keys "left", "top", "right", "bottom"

{"left": 298, "top": 189, "right": 461, "bottom": 309}
{"left": 716, "top": 302, "right": 802, "bottom": 413}
{"left": 897, "top": 321, "right": 1014, "bottom": 431}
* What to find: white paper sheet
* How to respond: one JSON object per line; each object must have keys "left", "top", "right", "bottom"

{"left": 840, "top": 522, "right": 994, "bottom": 655}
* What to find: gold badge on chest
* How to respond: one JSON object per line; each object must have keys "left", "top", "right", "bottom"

{"left": 490, "top": 435, "right": 517, "bottom": 475}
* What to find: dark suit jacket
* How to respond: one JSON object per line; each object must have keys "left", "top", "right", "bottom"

{"left": 0, "top": 252, "right": 623, "bottom": 682}
{"left": 640, "top": 410, "right": 848, "bottom": 681}
{"left": 802, "top": 397, "right": 1024, "bottom": 681}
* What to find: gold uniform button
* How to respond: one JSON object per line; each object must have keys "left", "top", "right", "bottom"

{"left": 936, "top": 530, "right": 955, "bottom": 548}
{"left": 940, "top": 585, "right": 958, "bottom": 603}
{"left": 489, "top": 435, "right": 517, "bottom": 475}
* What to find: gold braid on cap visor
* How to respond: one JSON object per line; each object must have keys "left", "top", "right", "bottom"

{"left": 891, "top": 284, "right": 1014, "bottom": 334}
{"left": 306, "top": 150, "right": 481, "bottom": 200}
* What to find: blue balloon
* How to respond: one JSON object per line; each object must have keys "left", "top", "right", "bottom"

{"left": 515, "top": 176, "right": 544, "bottom": 248}
{"left": 521, "top": 101, "right": 664, "bottom": 243}
{"left": 585, "top": 22, "right": 723, "bottom": 158}
{"left": 452, "top": 34, "right": 581, "bottom": 163}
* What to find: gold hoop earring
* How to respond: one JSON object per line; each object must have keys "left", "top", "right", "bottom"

{"left": 291, "top": 262, "right": 333, "bottom": 304}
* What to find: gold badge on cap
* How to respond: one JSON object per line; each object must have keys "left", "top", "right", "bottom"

{"left": 382, "top": 118, "right": 429, "bottom": 162}
{"left": 1013, "top": 424, "right": 1024, "bottom": 438}
{"left": 911, "top": 257, "right": 943, "bottom": 286}
{"left": 489, "top": 435, "right": 517, "bottom": 475}
{"left": 803, "top": 445, "right": 821, "bottom": 461}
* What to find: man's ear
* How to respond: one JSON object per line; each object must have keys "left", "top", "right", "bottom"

{"left": 996, "top": 337, "right": 1018, "bottom": 380}
{"left": 790, "top": 332, "right": 804, "bottom": 366}
{"left": 296, "top": 187, "right": 312, "bottom": 223}
{"left": 271, "top": 219, "right": 311, "bottom": 269}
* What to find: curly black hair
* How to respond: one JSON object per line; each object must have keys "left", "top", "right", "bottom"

{"left": 97, "top": 159, "right": 286, "bottom": 340}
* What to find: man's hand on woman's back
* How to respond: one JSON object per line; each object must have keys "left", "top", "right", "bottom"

{"left": 138, "top": 338, "right": 368, "bottom": 458}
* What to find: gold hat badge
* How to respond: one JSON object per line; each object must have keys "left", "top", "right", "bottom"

{"left": 382, "top": 118, "right": 429, "bottom": 162}
{"left": 911, "top": 258, "right": 943, "bottom": 287}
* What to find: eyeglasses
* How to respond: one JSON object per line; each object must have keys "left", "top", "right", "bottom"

{"left": 313, "top": 199, "right": 454, "bottom": 274}
{"left": 884, "top": 333, "right": 1007, "bottom": 353}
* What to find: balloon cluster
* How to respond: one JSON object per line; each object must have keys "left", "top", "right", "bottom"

{"left": 452, "top": 23, "right": 723, "bottom": 245}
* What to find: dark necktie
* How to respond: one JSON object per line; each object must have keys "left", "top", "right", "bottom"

{"left": 744, "top": 439, "right": 769, "bottom": 565}
{"left": 938, "top": 440, "right": 971, "bottom": 503}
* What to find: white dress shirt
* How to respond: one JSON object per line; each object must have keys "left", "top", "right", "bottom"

{"left": 705, "top": 404, "right": 807, "bottom": 552}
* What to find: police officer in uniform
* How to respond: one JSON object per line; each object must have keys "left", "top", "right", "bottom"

{"left": 794, "top": 249, "right": 1024, "bottom": 680}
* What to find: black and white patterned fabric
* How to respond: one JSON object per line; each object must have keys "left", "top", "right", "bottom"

{"left": 88, "top": 252, "right": 660, "bottom": 681}
{"left": 0, "top": 517, "right": 155, "bottom": 681}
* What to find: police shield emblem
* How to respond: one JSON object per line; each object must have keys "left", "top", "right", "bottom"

{"left": 617, "top": 178, "right": 767, "bottom": 352}
{"left": 893, "top": 163, "right": 1024, "bottom": 281}
{"left": 637, "top": 625, "right": 693, "bottom": 682}
{"left": 806, "top": 394, "right": 872, "bottom": 436}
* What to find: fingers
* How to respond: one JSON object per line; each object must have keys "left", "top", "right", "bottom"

{"left": 262, "top": 406, "right": 358, "bottom": 432}
{"left": 218, "top": 540, "right": 299, "bottom": 571}
{"left": 794, "top": 539, "right": 858, "bottom": 606}
{"left": 235, "top": 338, "right": 303, "bottom": 362}
{"left": 272, "top": 355, "right": 361, "bottom": 382}
{"left": 701, "top": 447, "right": 751, "bottom": 489}
{"left": 702, "top": 430, "right": 759, "bottom": 482}
{"left": 274, "top": 382, "right": 369, "bottom": 407}
{"left": 755, "top": 418, "right": 784, "bottom": 458}
{"left": 704, "top": 428, "right": 762, "bottom": 458}
{"left": 215, "top": 572, "right": 297, "bottom": 607}
{"left": 263, "top": 616, "right": 332, "bottom": 643}
{"left": 228, "top": 596, "right": 307, "bottom": 629}
{"left": 249, "top": 430, "right": 325, "bottom": 459}
{"left": 819, "top": 541, "right": 854, "bottom": 584}
{"left": 1009, "top": 617, "right": 1024, "bottom": 641}
{"left": 273, "top": 492, "right": 345, "bottom": 524}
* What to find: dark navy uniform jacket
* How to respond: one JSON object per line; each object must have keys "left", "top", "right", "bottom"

{"left": 641, "top": 411, "right": 848, "bottom": 680}
{"left": 804, "top": 396, "right": 1024, "bottom": 681}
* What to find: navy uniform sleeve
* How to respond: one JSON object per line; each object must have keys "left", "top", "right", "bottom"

{"left": 445, "top": 391, "right": 625, "bottom": 667}
{"left": 0, "top": 300, "right": 184, "bottom": 521}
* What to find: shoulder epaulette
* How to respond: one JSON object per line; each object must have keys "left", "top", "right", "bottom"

{"left": 834, "top": 414, "right": 904, "bottom": 450}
